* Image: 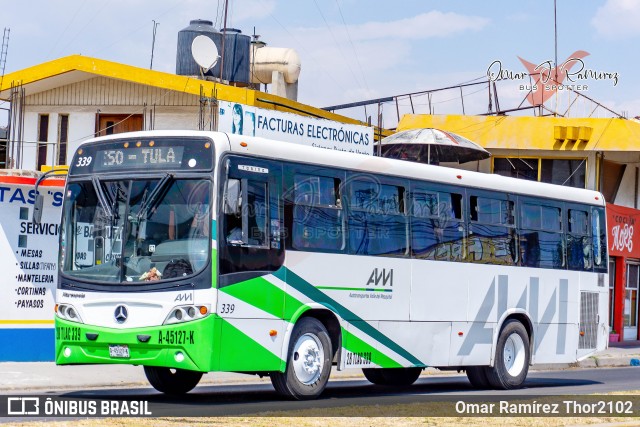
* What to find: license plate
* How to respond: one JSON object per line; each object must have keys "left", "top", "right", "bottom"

{"left": 108, "top": 345, "right": 130, "bottom": 358}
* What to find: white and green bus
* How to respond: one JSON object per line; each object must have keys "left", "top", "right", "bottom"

{"left": 54, "top": 130, "right": 609, "bottom": 399}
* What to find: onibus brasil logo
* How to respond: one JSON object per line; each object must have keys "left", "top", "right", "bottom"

{"left": 487, "top": 51, "right": 619, "bottom": 106}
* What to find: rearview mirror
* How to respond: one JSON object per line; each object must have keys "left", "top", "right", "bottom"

{"left": 32, "top": 194, "right": 44, "bottom": 224}
{"left": 223, "top": 178, "right": 241, "bottom": 215}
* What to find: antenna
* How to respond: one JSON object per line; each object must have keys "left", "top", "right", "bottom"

{"left": 191, "top": 35, "right": 219, "bottom": 73}
{"left": 150, "top": 20, "right": 159, "bottom": 70}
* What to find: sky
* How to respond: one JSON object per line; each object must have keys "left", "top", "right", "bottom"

{"left": 1, "top": 0, "right": 639, "bottom": 126}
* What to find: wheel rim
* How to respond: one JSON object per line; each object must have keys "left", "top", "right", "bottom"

{"left": 292, "top": 333, "right": 324, "bottom": 385}
{"left": 503, "top": 332, "right": 526, "bottom": 377}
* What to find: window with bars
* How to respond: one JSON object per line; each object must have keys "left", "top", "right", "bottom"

{"left": 57, "top": 114, "right": 69, "bottom": 165}
{"left": 36, "top": 114, "right": 49, "bottom": 170}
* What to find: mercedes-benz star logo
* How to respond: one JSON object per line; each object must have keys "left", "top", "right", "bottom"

{"left": 114, "top": 305, "right": 128, "bottom": 324}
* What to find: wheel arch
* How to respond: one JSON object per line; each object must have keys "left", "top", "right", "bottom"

{"left": 490, "top": 310, "right": 534, "bottom": 367}
{"left": 284, "top": 304, "right": 344, "bottom": 364}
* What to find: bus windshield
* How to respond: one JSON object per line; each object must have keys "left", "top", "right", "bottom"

{"left": 60, "top": 177, "right": 211, "bottom": 284}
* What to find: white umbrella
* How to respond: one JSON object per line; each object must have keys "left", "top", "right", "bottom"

{"left": 380, "top": 128, "right": 491, "bottom": 164}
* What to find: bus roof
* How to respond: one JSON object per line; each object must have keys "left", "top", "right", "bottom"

{"left": 224, "top": 133, "right": 604, "bottom": 207}
{"left": 78, "top": 130, "right": 604, "bottom": 207}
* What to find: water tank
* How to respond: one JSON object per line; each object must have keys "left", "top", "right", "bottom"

{"left": 176, "top": 20, "right": 221, "bottom": 77}
{"left": 251, "top": 47, "right": 301, "bottom": 84}
{"left": 219, "top": 28, "right": 250, "bottom": 84}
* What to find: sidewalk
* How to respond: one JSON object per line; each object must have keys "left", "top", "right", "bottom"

{"left": 1, "top": 343, "right": 638, "bottom": 392}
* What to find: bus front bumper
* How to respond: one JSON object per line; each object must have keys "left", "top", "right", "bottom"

{"left": 55, "top": 316, "right": 218, "bottom": 372}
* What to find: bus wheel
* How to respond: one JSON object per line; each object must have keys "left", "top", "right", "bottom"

{"left": 466, "top": 366, "right": 490, "bottom": 389}
{"left": 362, "top": 367, "right": 422, "bottom": 386}
{"left": 271, "top": 317, "right": 332, "bottom": 400}
{"left": 143, "top": 366, "right": 203, "bottom": 395}
{"left": 485, "top": 320, "right": 530, "bottom": 390}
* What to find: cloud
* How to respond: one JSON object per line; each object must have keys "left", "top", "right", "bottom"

{"left": 266, "top": 11, "right": 488, "bottom": 107}
{"left": 592, "top": 0, "right": 640, "bottom": 38}
{"left": 296, "top": 11, "right": 488, "bottom": 43}
{"left": 229, "top": 0, "right": 276, "bottom": 25}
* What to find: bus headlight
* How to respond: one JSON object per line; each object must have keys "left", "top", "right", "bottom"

{"left": 57, "top": 304, "right": 84, "bottom": 324}
{"left": 163, "top": 305, "right": 210, "bottom": 325}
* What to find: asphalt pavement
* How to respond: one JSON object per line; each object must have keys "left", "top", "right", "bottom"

{"left": 1, "top": 342, "right": 638, "bottom": 392}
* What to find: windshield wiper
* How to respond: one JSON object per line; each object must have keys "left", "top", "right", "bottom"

{"left": 91, "top": 176, "right": 114, "bottom": 219}
{"left": 137, "top": 173, "right": 174, "bottom": 222}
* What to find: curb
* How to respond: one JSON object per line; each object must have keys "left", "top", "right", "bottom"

{"left": 532, "top": 356, "right": 640, "bottom": 371}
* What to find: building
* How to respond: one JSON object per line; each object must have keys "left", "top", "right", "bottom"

{"left": 398, "top": 113, "right": 640, "bottom": 342}
{"left": 0, "top": 54, "right": 374, "bottom": 172}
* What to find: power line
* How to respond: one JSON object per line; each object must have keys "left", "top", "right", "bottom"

{"left": 46, "top": 0, "right": 87, "bottom": 60}
{"left": 311, "top": 0, "right": 366, "bottom": 93}
{"left": 334, "top": 0, "right": 369, "bottom": 92}
{"left": 57, "top": 0, "right": 113, "bottom": 56}
{"left": 266, "top": 10, "right": 349, "bottom": 93}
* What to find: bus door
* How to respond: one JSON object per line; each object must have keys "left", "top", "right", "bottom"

{"left": 218, "top": 155, "right": 284, "bottom": 288}
{"left": 216, "top": 155, "right": 285, "bottom": 372}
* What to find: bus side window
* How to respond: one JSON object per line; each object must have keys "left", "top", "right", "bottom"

{"left": 292, "top": 174, "right": 344, "bottom": 251}
{"left": 468, "top": 195, "right": 516, "bottom": 265}
{"left": 592, "top": 207, "right": 607, "bottom": 272}
{"left": 410, "top": 189, "right": 464, "bottom": 262}
{"left": 519, "top": 202, "right": 563, "bottom": 269}
{"left": 567, "top": 208, "right": 592, "bottom": 271}
{"left": 349, "top": 179, "right": 407, "bottom": 256}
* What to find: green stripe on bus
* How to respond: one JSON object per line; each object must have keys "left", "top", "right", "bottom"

{"left": 220, "top": 276, "right": 305, "bottom": 320}
{"left": 216, "top": 315, "right": 285, "bottom": 372}
{"left": 211, "top": 248, "right": 218, "bottom": 288}
{"left": 273, "top": 267, "right": 424, "bottom": 367}
{"left": 342, "top": 327, "right": 402, "bottom": 368}
{"left": 316, "top": 286, "right": 392, "bottom": 292}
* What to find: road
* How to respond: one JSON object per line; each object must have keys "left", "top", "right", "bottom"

{"left": 5, "top": 367, "right": 638, "bottom": 417}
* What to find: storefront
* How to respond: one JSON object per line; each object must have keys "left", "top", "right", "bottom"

{"left": 607, "top": 203, "right": 640, "bottom": 342}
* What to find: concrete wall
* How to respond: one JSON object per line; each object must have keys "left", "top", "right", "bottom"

{"left": 17, "top": 107, "right": 203, "bottom": 171}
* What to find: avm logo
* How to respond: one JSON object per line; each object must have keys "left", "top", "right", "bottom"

{"left": 366, "top": 268, "right": 393, "bottom": 287}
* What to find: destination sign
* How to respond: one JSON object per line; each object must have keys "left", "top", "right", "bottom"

{"left": 69, "top": 138, "right": 214, "bottom": 175}
{"left": 96, "top": 147, "right": 184, "bottom": 170}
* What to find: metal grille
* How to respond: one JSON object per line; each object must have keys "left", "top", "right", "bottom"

{"left": 579, "top": 292, "right": 599, "bottom": 349}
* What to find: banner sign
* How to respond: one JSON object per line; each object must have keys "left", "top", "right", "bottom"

{"left": 218, "top": 101, "right": 373, "bottom": 155}
{"left": 606, "top": 203, "right": 640, "bottom": 258}
{"left": 0, "top": 176, "right": 64, "bottom": 361}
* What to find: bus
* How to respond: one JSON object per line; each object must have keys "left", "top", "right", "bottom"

{"left": 53, "top": 130, "right": 609, "bottom": 399}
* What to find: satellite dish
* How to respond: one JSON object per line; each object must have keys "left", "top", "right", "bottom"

{"left": 191, "top": 35, "right": 219, "bottom": 72}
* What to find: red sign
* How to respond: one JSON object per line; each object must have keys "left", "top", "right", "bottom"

{"left": 607, "top": 203, "right": 640, "bottom": 258}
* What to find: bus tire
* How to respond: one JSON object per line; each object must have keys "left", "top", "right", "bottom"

{"left": 485, "top": 320, "right": 530, "bottom": 390}
{"left": 143, "top": 366, "right": 203, "bottom": 395}
{"left": 465, "top": 366, "right": 490, "bottom": 389}
{"left": 271, "top": 317, "right": 332, "bottom": 400}
{"left": 362, "top": 367, "right": 422, "bottom": 386}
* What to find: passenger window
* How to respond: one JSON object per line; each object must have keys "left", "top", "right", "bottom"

{"left": 519, "top": 202, "right": 564, "bottom": 269}
{"left": 468, "top": 195, "right": 516, "bottom": 265}
{"left": 294, "top": 174, "right": 340, "bottom": 208}
{"left": 521, "top": 204, "right": 561, "bottom": 231}
{"left": 592, "top": 207, "right": 607, "bottom": 272}
{"left": 470, "top": 196, "right": 514, "bottom": 226}
{"left": 568, "top": 208, "right": 592, "bottom": 271}
{"left": 411, "top": 189, "right": 464, "bottom": 262}
{"left": 349, "top": 179, "right": 407, "bottom": 256}
{"left": 292, "top": 174, "right": 344, "bottom": 251}
{"left": 569, "top": 209, "right": 589, "bottom": 235}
